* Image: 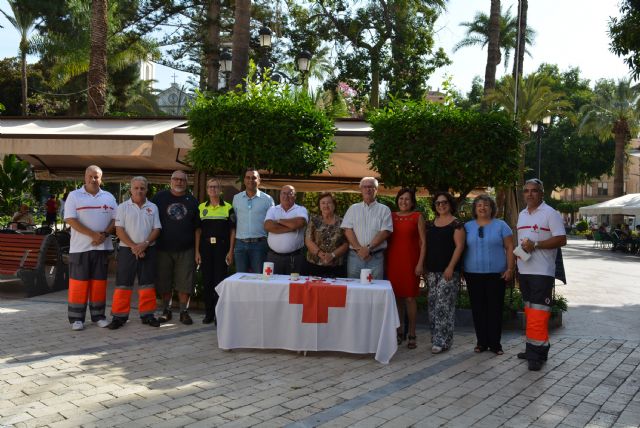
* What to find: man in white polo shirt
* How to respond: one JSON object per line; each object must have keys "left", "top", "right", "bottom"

{"left": 342, "top": 177, "right": 393, "bottom": 279}
{"left": 107, "top": 176, "right": 162, "bottom": 330}
{"left": 264, "top": 185, "right": 308, "bottom": 275}
{"left": 516, "top": 178, "right": 567, "bottom": 371}
{"left": 64, "top": 165, "right": 117, "bottom": 331}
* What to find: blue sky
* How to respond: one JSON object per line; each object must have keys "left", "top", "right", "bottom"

{"left": 0, "top": 0, "right": 634, "bottom": 94}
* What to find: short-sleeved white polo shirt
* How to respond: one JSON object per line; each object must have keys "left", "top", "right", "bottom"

{"left": 516, "top": 202, "right": 566, "bottom": 277}
{"left": 115, "top": 198, "right": 162, "bottom": 247}
{"left": 64, "top": 186, "right": 117, "bottom": 253}
{"left": 265, "top": 203, "right": 308, "bottom": 254}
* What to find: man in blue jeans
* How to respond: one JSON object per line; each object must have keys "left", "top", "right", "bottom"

{"left": 341, "top": 177, "right": 393, "bottom": 279}
{"left": 232, "top": 168, "right": 274, "bottom": 273}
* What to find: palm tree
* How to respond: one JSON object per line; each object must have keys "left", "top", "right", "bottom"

{"left": 486, "top": 74, "right": 572, "bottom": 130}
{"left": 0, "top": 1, "right": 38, "bottom": 116}
{"left": 512, "top": 0, "right": 528, "bottom": 79}
{"left": 579, "top": 79, "right": 640, "bottom": 224}
{"left": 453, "top": 4, "right": 535, "bottom": 74}
{"left": 487, "top": 73, "right": 571, "bottom": 226}
{"left": 88, "top": 0, "right": 108, "bottom": 116}
{"left": 229, "top": 0, "right": 250, "bottom": 89}
{"left": 483, "top": 0, "right": 501, "bottom": 100}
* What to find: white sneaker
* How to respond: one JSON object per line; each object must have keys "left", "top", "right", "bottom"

{"left": 71, "top": 321, "right": 84, "bottom": 331}
{"left": 431, "top": 345, "right": 443, "bottom": 354}
{"left": 96, "top": 319, "right": 110, "bottom": 328}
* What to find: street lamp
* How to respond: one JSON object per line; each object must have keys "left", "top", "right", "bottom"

{"left": 531, "top": 115, "right": 552, "bottom": 178}
{"left": 219, "top": 50, "right": 232, "bottom": 91}
{"left": 255, "top": 24, "right": 311, "bottom": 85}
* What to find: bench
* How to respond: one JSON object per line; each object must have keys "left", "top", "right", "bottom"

{"left": 0, "top": 233, "right": 67, "bottom": 297}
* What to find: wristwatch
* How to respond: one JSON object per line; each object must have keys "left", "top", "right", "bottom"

{"left": 534, "top": 241, "right": 539, "bottom": 250}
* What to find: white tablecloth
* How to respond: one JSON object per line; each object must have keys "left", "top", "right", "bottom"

{"left": 215, "top": 273, "right": 400, "bottom": 363}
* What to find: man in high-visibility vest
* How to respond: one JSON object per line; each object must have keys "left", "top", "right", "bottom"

{"left": 107, "top": 176, "right": 162, "bottom": 329}
{"left": 516, "top": 178, "right": 567, "bottom": 371}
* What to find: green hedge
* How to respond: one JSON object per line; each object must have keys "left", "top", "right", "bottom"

{"left": 187, "top": 78, "right": 335, "bottom": 177}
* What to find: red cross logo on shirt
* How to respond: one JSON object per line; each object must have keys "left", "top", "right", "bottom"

{"left": 264, "top": 266, "right": 273, "bottom": 276}
{"left": 532, "top": 224, "right": 539, "bottom": 232}
{"left": 289, "top": 280, "right": 347, "bottom": 323}
{"left": 146, "top": 207, "right": 153, "bottom": 214}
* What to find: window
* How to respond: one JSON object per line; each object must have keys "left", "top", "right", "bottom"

{"left": 597, "top": 182, "right": 608, "bottom": 196}
{"left": 586, "top": 183, "right": 593, "bottom": 196}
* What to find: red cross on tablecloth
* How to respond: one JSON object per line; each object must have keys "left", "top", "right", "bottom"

{"left": 289, "top": 280, "right": 347, "bottom": 323}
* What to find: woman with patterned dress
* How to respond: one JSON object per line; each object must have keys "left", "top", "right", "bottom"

{"left": 386, "top": 188, "right": 426, "bottom": 350}
{"left": 304, "top": 193, "right": 349, "bottom": 277}
{"left": 195, "top": 178, "right": 236, "bottom": 324}
{"left": 426, "top": 191, "right": 466, "bottom": 354}
{"left": 464, "top": 194, "right": 514, "bottom": 355}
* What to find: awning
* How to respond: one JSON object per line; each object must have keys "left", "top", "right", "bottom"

{"left": 0, "top": 118, "right": 189, "bottom": 181}
{"left": 579, "top": 193, "right": 640, "bottom": 216}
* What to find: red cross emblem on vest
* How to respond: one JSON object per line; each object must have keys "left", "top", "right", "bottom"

{"left": 289, "top": 280, "right": 347, "bottom": 323}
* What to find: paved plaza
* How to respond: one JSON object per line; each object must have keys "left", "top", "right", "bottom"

{"left": 1, "top": 237, "right": 640, "bottom": 427}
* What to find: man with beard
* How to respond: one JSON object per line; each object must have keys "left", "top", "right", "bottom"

{"left": 152, "top": 170, "right": 200, "bottom": 325}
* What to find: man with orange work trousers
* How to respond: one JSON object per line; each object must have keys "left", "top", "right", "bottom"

{"left": 516, "top": 178, "right": 566, "bottom": 371}
{"left": 65, "top": 165, "right": 117, "bottom": 331}
{"left": 107, "top": 176, "right": 162, "bottom": 330}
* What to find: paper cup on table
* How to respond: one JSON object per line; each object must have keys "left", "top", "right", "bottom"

{"left": 513, "top": 245, "right": 532, "bottom": 262}
{"left": 360, "top": 268, "right": 373, "bottom": 284}
{"left": 262, "top": 262, "right": 275, "bottom": 279}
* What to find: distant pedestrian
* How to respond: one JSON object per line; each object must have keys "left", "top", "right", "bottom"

{"left": 45, "top": 194, "right": 59, "bottom": 229}
{"left": 516, "top": 178, "right": 567, "bottom": 371}
{"left": 64, "top": 165, "right": 116, "bottom": 331}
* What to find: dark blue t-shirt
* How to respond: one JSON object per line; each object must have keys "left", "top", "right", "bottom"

{"left": 151, "top": 190, "right": 200, "bottom": 252}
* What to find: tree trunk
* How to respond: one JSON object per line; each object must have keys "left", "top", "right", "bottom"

{"left": 204, "top": 0, "right": 221, "bottom": 92}
{"left": 229, "top": 0, "right": 250, "bottom": 90}
{"left": 20, "top": 48, "right": 27, "bottom": 116}
{"left": 370, "top": 52, "right": 380, "bottom": 109}
{"left": 612, "top": 120, "right": 628, "bottom": 225}
{"left": 87, "top": 0, "right": 108, "bottom": 116}
{"left": 482, "top": 0, "right": 501, "bottom": 107}
{"left": 512, "top": 0, "right": 527, "bottom": 79}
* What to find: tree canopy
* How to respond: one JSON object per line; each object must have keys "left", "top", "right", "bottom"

{"left": 609, "top": 0, "right": 640, "bottom": 79}
{"left": 368, "top": 100, "right": 521, "bottom": 198}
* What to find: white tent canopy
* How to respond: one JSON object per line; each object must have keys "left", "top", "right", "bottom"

{"left": 579, "top": 194, "right": 640, "bottom": 217}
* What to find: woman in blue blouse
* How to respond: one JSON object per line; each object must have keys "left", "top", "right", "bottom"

{"left": 463, "top": 195, "right": 515, "bottom": 355}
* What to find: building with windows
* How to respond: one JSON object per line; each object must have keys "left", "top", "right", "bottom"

{"left": 156, "top": 83, "right": 194, "bottom": 116}
{"left": 554, "top": 139, "right": 640, "bottom": 204}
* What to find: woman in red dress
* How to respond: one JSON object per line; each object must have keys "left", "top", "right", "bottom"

{"left": 386, "top": 188, "right": 426, "bottom": 349}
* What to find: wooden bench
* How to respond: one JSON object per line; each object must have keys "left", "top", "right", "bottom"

{"left": 0, "top": 233, "right": 67, "bottom": 297}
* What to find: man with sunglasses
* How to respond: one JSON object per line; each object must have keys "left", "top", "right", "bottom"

{"left": 151, "top": 170, "right": 201, "bottom": 325}
{"left": 516, "top": 178, "right": 567, "bottom": 371}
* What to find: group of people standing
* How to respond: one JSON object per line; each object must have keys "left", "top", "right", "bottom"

{"left": 64, "top": 165, "right": 565, "bottom": 371}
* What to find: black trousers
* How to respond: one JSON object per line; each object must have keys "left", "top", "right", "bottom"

{"left": 200, "top": 239, "right": 229, "bottom": 318}
{"left": 303, "top": 260, "right": 347, "bottom": 278}
{"left": 266, "top": 249, "right": 304, "bottom": 275}
{"left": 465, "top": 272, "right": 506, "bottom": 351}
{"left": 519, "top": 274, "right": 553, "bottom": 362}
